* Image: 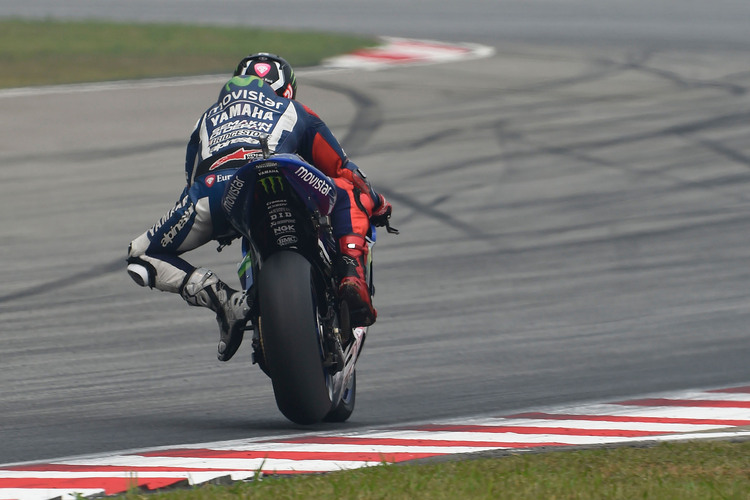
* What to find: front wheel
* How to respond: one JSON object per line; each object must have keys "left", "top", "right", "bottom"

{"left": 259, "top": 251, "right": 332, "bottom": 424}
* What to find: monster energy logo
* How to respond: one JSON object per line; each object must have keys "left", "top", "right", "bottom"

{"left": 258, "top": 176, "right": 284, "bottom": 194}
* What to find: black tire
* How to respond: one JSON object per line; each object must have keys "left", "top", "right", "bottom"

{"left": 324, "top": 371, "right": 356, "bottom": 422}
{"left": 259, "top": 251, "right": 332, "bottom": 424}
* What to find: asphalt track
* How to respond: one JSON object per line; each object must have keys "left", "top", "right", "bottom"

{"left": 2, "top": 0, "right": 750, "bottom": 466}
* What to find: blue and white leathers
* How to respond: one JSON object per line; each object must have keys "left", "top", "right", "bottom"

{"left": 127, "top": 172, "right": 238, "bottom": 292}
{"left": 127, "top": 75, "right": 374, "bottom": 294}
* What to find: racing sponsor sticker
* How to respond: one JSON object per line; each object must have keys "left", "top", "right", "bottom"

{"left": 222, "top": 177, "right": 245, "bottom": 213}
{"left": 294, "top": 164, "right": 333, "bottom": 196}
{"left": 277, "top": 235, "right": 298, "bottom": 246}
{"left": 209, "top": 148, "right": 262, "bottom": 171}
{"left": 204, "top": 173, "right": 234, "bottom": 187}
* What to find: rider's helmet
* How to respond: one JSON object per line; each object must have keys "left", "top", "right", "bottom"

{"left": 234, "top": 53, "right": 297, "bottom": 99}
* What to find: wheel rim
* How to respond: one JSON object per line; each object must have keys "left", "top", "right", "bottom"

{"left": 341, "top": 373, "right": 355, "bottom": 404}
{"left": 311, "top": 280, "right": 334, "bottom": 402}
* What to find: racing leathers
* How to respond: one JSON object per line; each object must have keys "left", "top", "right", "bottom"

{"left": 127, "top": 75, "right": 390, "bottom": 360}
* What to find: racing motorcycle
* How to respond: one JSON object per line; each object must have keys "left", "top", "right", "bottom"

{"left": 221, "top": 138, "right": 397, "bottom": 424}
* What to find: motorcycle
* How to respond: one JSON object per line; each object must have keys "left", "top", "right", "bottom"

{"left": 220, "top": 138, "right": 396, "bottom": 424}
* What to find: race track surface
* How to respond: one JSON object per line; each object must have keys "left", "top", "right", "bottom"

{"left": 1, "top": 0, "right": 750, "bottom": 465}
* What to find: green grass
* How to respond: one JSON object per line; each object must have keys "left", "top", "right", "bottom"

{"left": 119, "top": 440, "right": 750, "bottom": 499}
{"left": 0, "top": 19, "right": 377, "bottom": 88}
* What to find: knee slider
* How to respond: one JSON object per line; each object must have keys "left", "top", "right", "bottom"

{"left": 126, "top": 257, "right": 156, "bottom": 288}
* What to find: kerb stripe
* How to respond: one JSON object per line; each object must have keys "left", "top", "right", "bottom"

{"left": 409, "top": 425, "right": 670, "bottom": 437}
{"left": 137, "top": 448, "right": 439, "bottom": 462}
{"left": 506, "top": 412, "right": 750, "bottom": 427}
{"left": 616, "top": 398, "right": 750, "bottom": 408}
{"left": 274, "top": 436, "right": 565, "bottom": 448}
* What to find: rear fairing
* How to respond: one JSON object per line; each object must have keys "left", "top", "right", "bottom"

{"left": 222, "top": 154, "right": 338, "bottom": 289}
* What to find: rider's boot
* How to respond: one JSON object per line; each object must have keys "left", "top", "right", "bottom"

{"left": 337, "top": 234, "right": 377, "bottom": 327}
{"left": 180, "top": 267, "right": 251, "bottom": 362}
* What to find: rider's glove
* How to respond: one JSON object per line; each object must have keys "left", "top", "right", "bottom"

{"left": 370, "top": 194, "right": 393, "bottom": 228}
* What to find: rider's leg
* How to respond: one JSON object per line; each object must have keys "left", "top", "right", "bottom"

{"left": 337, "top": 234, "right": 376, "bottom": 326}
{"left": 126, "top": 191, "right": 248, "bottom": 361}
{"left": 180, "top": 267, "right": 250, "bottom": 361}
{"left": 331, "top": 178, "right": 377, "bottom": 326}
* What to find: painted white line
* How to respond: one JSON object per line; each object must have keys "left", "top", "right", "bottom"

{"left": 462, "top": 418, "right": 728, "bottom": 433}
{"left": 0, "top": 471, "right": 222, "bottom": 480}
{"left": 0, "top": 74, "right": 228, "bottom": 99}
{"left": 47, "top": 455, "right": 376, "bottom": 472}
{"left": 135, "top": 443, "right": 493, "bottom": 454}
{"left": 0, "top": 489, "right": 104, "bottom": 500}
{"left": 642, "top": 430, "right": 750, "bottom": 442}
{"left": 534, "top": 404, "right": 750, "bottom": 421}
{"left": 322, "top": 430, "right": 652, "bottom": 445}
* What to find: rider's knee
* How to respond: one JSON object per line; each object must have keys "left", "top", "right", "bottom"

{"left": 126, "top": 235, "right": 155, "bottom": 288}
{"left": 127, "top": 256, "right": 156, "bottom": 288}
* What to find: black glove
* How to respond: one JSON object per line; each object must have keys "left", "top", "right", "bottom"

{"left": 370, "top": 194, "right": 399, "bottom": 234}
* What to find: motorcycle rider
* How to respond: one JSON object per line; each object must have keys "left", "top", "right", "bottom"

{"left": 127, "top": 53, "right": 393, "bottom": 362}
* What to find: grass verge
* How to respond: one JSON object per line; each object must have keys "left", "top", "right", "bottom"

{"left": 119, "top": 440, "right": 750, "bottom": 499}
{"left": 0, "top": 19, "right": 377, "bottom": 88}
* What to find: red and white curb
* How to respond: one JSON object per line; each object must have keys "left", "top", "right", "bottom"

{"left": 2, "top": 385, "right": 750, "bottom": 499}
{"left": 323, "top": 37, "right": 495, "bottom": 70}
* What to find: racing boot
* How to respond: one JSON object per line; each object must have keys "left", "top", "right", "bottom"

{"left": 337, "top": 234, "right": 377, "bottom": 327}
{"left": 180, "top": 267, "right": 251, "bottom": 362}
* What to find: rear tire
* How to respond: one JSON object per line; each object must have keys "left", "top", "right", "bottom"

{"left": 259, "top": 251, "right": 332, "bottom": 424}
